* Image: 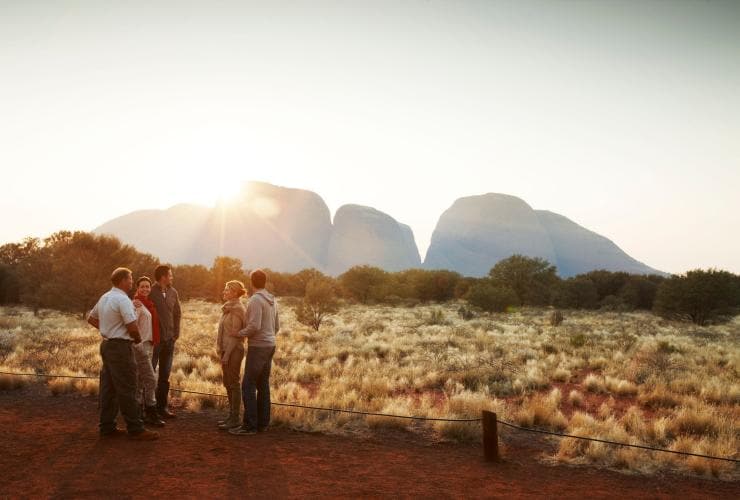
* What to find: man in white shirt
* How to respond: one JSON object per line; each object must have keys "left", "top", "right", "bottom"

{"left": 87, "top": 267, "right": 158, "bottom": 441}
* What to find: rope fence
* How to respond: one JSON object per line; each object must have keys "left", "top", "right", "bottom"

{"left": 171, "top": 387, "right": 480, "bottom": 422}
{"left": 1, "top": 370, "right": 737, "bottom": 464}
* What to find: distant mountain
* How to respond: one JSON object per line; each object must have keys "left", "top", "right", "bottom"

{"left": 534, "top": 210, "right": 660, "bottom": 277}
{"left": 94, "top": 183, "right": 662, "bottom": 277}
{"left": 424, "top": 193, "right": 663, "bottom": 277}
{"left": 96, "top": 182, "right": 332, "bottom": 272}
{"left": 423, "top": 194, "right": 558, "bottom": 277}
{"left": 94, "top": 182, "right": 420, "bottom": 274}
{"left": 92, "top": 203, "right": 212, "bottom": 265}
{"left": 327, "top": 204, "right": 421, "bottom": 275}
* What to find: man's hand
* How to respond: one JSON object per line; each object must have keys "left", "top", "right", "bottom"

{"left": 125, "top": 321, "right": 141, "bottom": 344}
{"left": 229, "top": 329, "right": 244, "bottom": 338}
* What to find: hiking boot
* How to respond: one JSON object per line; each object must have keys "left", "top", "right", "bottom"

{"left": 218, "top": 386, "right": 242, "bottom": 430}
{"left": 229, "top": 425, "right": 257, "bottom": 436}
{"left": 128, "top": 429, "right": 159, "bottom": 441}
{"left": 144, "top": 406, "right": 166, "bottom": 427}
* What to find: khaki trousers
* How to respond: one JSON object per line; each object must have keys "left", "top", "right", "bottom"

{"left": 222, "top": 346, "right": 244, "bottom": 390}
{"left": 133, "top": 341, "right": 157, "bottom": 407}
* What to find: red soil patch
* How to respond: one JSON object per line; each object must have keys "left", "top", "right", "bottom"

{"left": 550, "top": 380, "right": 642, "bottom": 419}
{"left": 1, "top": 384, "right": 736, "bottom": 498}
{"left": 390, "top": 387, "right": 449, "bottom": 408}
{"left": 545, "top": 370, "right": 661, "bottom": 420}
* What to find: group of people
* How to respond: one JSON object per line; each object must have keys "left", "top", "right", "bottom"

{"left": 87, "top": 265, "right": 279, "bottom": 440}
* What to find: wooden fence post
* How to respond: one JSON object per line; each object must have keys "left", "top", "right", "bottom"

{"left": 482, "top": 410, "right": 499, "bottom": 462}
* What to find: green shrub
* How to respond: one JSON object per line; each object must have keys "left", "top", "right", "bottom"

{"left": 295, "top": 277, "right": 340, "bottom": 331}
{"left": 488, "top": 255, "right": 559, "bottom": 306}
{"left": 653, "top": 269, "right": 740, "bottom": 325}
{"left": 466, "top": 281, "right": 518, "bottom": 313}
{"left": 553, "top": 277, "right": 598, "bottom": 309}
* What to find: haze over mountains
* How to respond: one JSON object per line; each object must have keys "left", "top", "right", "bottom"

{"left": 94, "top": 182, "right": 662, "bottom": 277}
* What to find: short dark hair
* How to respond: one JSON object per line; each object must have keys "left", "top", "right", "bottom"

{"left": 111, "top": 267, "right": 132, "bottom": 286}
{"left": 250, "top": 269, "right": 267, "bottom": 289}
{"left": 154, "top": 265, "right": 171, "bottom": 282}
{"left": 136, "top": 276, "right": 152, "bottom": 287}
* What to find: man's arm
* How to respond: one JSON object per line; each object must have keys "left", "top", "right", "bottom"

{"left": 149, "top": 288, "right": 166, "bottom": 333}
{"left": 118, "top": 295, "right": 140, "bottom": 343}
{"left": 86, "top": 303, "right": 100, "bottom": 330}
{"left": 274, "top": 303, "right": 280, "bottom": 335}
{"left": 173, "top": 289, "right": 182, "bottom": 340}
{"left": 126, "top": 321, "right": 142, "bottom": 344}
{"left": 232, "top": 300, "right": 262, "bottom": 338}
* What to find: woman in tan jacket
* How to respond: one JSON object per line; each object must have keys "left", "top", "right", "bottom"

{"left": 216, "top": 280, "right": 247, "bottom": 430}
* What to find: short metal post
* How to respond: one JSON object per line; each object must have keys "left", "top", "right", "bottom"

{"left": 482, "top": 410, "right": 499, "bottom": 462}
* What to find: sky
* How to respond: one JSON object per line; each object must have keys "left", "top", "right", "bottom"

{"left": 1, "top": 0, "right": 739, "bottom": 274}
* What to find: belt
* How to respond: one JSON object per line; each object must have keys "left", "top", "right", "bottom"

{"left": 103, "top": 338, "right": 133, "bottom": 343}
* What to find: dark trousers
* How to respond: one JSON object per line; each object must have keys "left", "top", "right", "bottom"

{"left": 242, "top": 346, "right": 275, "bottom": 430}
{"left": 152, "top": 338, "right": 175, "bottom": 410}
{"left": 99, "top": 339, "right": 144, "bottom": 435}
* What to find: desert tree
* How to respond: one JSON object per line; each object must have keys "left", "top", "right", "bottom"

{"left": 292, "top": 268, "right": 330, "bottom": 296}
{"left": 338, "top": 265, "right": 389, "bottom": 304}
{"left": 653, "top": 269, "right": 740, "bottom": 325}
{"left": 488, "top": 255, "right": 560, "bottom": 306}
{"left": 37, "top": 231, "right": 159, "bottom": 317}
{"left": 618, "top": 274, "right": 664, "bottom": 310}
{"left": 211, "top": 256, "right": 248, "bottom": 299}
{"left": 175, "top": 264, "right": 214, "bottom": 301}
{"left": 295, "top": 277, "right": 340, "bottom": 331}
{"left": 553, "top": 276, "right": 599, "bottom": 310}
{"left": 581, "top": 270, "right": 630, "bottom": 304}
{"left": 0, "top": 237, "right": 42, "bottom": 304}
{"left": 465, "top": 280, "right": 518, "bottom": 313}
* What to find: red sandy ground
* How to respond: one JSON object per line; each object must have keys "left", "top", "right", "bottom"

{"left": 0, "top": 385, "right": 736, "bottom": 499}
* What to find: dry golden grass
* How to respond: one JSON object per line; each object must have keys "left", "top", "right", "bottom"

{"left": 568, "top": 389, "right": 584, "bottom": 407}
{"left": 1, "top": 302, "right": 738, "bottom": 479}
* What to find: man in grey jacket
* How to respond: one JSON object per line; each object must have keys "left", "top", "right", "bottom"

{"left": 229, "top": 269, "right": 279, "bottom": 435}
{"left": 149, "top": 264, "right": 181, "bottom": 419}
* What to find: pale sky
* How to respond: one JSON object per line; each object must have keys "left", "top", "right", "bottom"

{"left": 1, "top": 0, "right": 739, "bottom": 274}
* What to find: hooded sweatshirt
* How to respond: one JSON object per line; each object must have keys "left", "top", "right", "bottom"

{"left": 237, "top": 289, "right": 280, "bottom": 347}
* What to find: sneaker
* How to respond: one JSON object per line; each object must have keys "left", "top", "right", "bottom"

{"left": 218, "top": 419, "right": 241, "bottom": 431}
{"left": 257, "top": 426, "right": 268, "bottom": 433}
{"left": 229, "top": 425, "right": 257, "bottom": 435}
{"left": 158, "top": 408, "right": 177, "bottom": 419}
{"left": 145, "top": 407, "right": 166, "bottom": 427}
{"left": 128, "top": 429, "right": 159, "bottom": 441}
{"left": 100, "top": 428, "right": 126, "bottom": 437}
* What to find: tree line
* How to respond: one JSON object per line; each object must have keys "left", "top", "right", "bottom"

{"left": 1, "top": 231, "right": 739, "bottom": 326}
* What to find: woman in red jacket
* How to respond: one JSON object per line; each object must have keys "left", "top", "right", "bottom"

{"left": 133, "top": 276, "right": 165, "bottom": 427}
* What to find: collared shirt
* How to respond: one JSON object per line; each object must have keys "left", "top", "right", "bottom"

{"left": 88, "top": 287, "right": 137, "bottom": 341}
{"left": 135, "top": 303, "right": 153, "bottom": 343}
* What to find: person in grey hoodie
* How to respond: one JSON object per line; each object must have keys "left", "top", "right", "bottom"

{"left": 229, "top": 269, "right": 280, "bottom": 435}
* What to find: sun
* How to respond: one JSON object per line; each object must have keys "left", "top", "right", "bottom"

{"left": 214, "top": 182, "right": 243, "bottom": 204}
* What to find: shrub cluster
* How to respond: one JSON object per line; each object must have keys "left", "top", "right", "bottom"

{"left": 2, "top": 234, "right": 738, "bottom": 325}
